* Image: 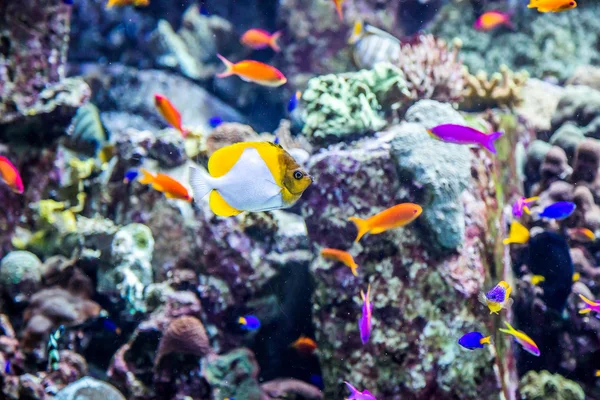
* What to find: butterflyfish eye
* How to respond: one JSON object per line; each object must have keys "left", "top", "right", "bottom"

{"left": 294, "top": 171, "right": 304, "bottom": 180}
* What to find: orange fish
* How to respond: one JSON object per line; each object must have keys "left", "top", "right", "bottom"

{"left": 0, "top": 156, "right": 24, "bottom": 194}
{"left": 567, "top": 227, "right": 596, "bottom": 242}
{"left": 473, "top": 11, "right": 513, "bottom": 31}
{"left": 320, "top": 248, "right": 358, "bottom": 276}
{"left": 241, "top": 29, "right": 282, "bottom": 52}
{"left": 154, "top": 94, "right": 189, "bottom": 137}
{"left": 527, "top": 0, "right": 576, "bottom": 12}
{"left": 290, "top": 335, "right": 317, "bottom": 355}
{"left": 106, "top": 0, "right": 149, "bottom": 8}
{"left": 348, "top": 203, "right": 422, "bottom": 242}
{"left": 216, "top": 54, "right": 287, "bottom": 87}
{"left": 331, "top": 0, "right": 345, "bottom": 20}
{"left": 138, "top": 169, "right": 192, "bottom": 202}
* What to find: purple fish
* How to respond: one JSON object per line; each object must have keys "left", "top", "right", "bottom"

{"left": 512, "top": 196, "right": 539, "bottom": 218}
{"left": 359, "top": 285, "right": 372, "bottom": 344}
{"left": 458, "top": 331, "right": 491, "bottom": 350}
{"left": 538, "top": 201, "right": 576, "bottom": 220}
{"left": 427, "top": 124, "right": 503, "bottom": 154}
{"left": 345, "top": 381, "right": 377, "bottom": 400}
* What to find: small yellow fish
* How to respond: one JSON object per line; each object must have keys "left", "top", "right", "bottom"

{"left": 531, "top": 275, "right": 545, "bottom": 285}
{"left": 503, "top": 221, "right": 530, "bottom": 244}
{"left": 596, "top": 370, "right": 600, "bottom": 377}
{"left": 320, "top": 248, "right": 358, "bottom": 276}
{"left": 106, "top": 0, "right": 149, "bottom": 8}
{"left": 573, "top": 272, "right": 581, "bottom": 282}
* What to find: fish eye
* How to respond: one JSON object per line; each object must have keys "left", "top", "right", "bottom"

{"left": 293, "top": 171, "right": 304, "bottom": 180}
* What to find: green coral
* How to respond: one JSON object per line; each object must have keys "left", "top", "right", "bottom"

{"left": 520, "top": 370, "right": 585, "bottom": 400}
{"left": 0, "top": 251, "right": 43, "bottom": 286}
{"left": 204, "top": 348, "right": 262, "bottom": 400}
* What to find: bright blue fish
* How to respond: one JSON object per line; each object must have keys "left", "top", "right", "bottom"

{"left": 63, "top": 0, "right": 74, "bottom": 4}
{"left": 458, "top": 332, "right": 491, "bottom": 350}
{"left": 274, "top": 136, "right": 280, "bottom": 145}
{"left": 287, "top": 91, "right": 301, "bottom": 113}
{"left": 309, "top": 374, "right": 324, "bottom": 389}
{"left": 4, "top": 360, "right": 10, "bottom": 374}
{"left": 209, "top": 116, "right": 224, "bottom": 128}
{"left": 538, "top": 201, "right": 576, "bottom": 220}
{"left": 103, "top": 318, "right": 121, "bottom": 335}
{"left": 123, "top": 169, "right": 139, "bottom": 183}
{"left": 238, "top": 315, "right": 261, "bottom": 331}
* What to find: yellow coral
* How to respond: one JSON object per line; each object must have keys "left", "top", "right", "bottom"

{"left": 68, "top": 158, "right": 95, "bottom": 181}
{"left": 461, "top": 64, "right": 529, "bottom": 111}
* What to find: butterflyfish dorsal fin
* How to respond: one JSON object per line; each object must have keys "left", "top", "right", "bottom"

{"left": 209, "top": 190, "right": 242, "bottom": 216}
{"left": 208, "top": 142, "right": 253, "bottom": 178}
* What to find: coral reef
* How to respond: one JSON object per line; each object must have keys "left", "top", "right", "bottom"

{"left": 519, "top": 370, "right": 585, "bottom": 400}
{"left": 55, "top": 377, "right": 126, "bottom": 400}
{"left": 551, "top": 86, "right": 600, "bottom": 139}
{"left": 0, "top": 251, "right": 44, "bottom": 303}
{"left": 461, "top": 65, "right": 528, "bottom": 111}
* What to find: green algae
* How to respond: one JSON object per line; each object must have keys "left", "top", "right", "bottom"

{"left": 520, "top": 370, "right": 585, "bottom": 400}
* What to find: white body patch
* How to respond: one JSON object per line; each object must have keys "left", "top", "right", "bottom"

{"left": 213, "top": 148, "right": 284, "bottom": 211}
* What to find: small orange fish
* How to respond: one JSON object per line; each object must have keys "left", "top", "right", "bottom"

{"left": 567, "top": 227, "right": 596, "bottom": 242}
{"left": 138, "top": 169, "right": 192, "bottom": 202}
{"left": 106, "top": 0, "right": 149, "bottom": 8}
{"left": 473, "top": 11, "right": 513, "bottom": 31}
{"left": 348, "top": 203, "right": 422, "bottom": 242}
{"left": 241, "top": 29, "right": 282, "bottom": 52}
{"left": 331, "top": 0, "right": 345, "bottom": 20}
{"left": 216, "top": 54, "right": 287, "bottom": 87}
{"left": 290, "top": 335, "right": 317, "bottom": 355}
{"left": 527, "top": 0, "right": 576, "bottom": 12}
{"left": 0, "top": 156, "right": 24, "bottom": 194}
{"left": 320, "top": 248, "right": 358, "bottom": 276}
{"left": 154, "top": 94, "right": 189, "bottom": 137}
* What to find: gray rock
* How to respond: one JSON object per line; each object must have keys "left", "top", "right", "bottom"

{"left": 551, "top": 86, "right": 600, "bottom": 133}
{"left": 404, "top": 99, "right": 464, "bottom": 128}
{"left": 549, "top": 123, "right": 585, "bottom": 162}
{"left": 55, "top": 377, "right": 126, "bottom": 400}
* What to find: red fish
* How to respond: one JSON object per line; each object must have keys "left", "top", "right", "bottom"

{"left": 154, "top": 94, "right": 189, "bottom": 137}
{"left": 241, "top": 29, "right": 282, "bottom": 52}
{"left": 473, "top": 11, "right": 513, "bottom": 31}
{"left": 0, "top": 156, "right": 24, "bottom": 194}
{"left": 138, "top": 169, "right": 192, "bottom": 202}
{"left": 216, "top": 54, "right": 287, "bottom": 87}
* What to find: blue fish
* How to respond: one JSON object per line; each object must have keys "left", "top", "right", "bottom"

{"left": 209, "top": 116, "right": 223, "bottom": 128}
{"left": 199, "top": 4, "right": 210, "bottom": 16}
{"left": 274, "top": 136, "right": 280, "bottom": 145}
{"left": 123, "top": 169, "right": 139, "bottom": 183}
{"left": 458, "top": 332, "right": 490, "bottom": 350}
{"left": 287, "top": 91, "right": 301, "bottom": 113}
{"left": 63, "top": 0, "right": 74, "bottom": 4}
{"left": 4, "top": 360, "right": 10, "bottom": 374}
{"left": 238, "top": 315, "right": 261, "bottom": 331}
{"left": 538, "top": 201, "right": 576, "bottom": 220}
{"left": 103, "top": 319, "right": 121, "bottom": 335}
{"left": 309, "top": 374, "right": 324, "bottom": 389}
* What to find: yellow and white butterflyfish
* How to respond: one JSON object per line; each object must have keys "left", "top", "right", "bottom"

{"left": 189, "top": 141, "right": 313, "bottom": 217}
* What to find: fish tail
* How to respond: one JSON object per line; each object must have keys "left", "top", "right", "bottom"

{"left": 138, "top": 169, "right": 155, "bottom": 185}
{"left": 579, "top": 308, "right": 592, "bottom": 314}
{"left": 189, "top": 166, "right": 214, "bottom": 202}
{"left": 579, "top": 294, "right": 599, "bottom": 307}
{"left": 483, "top": 131, "right": 503, "bottom": 154}
{"left": 216, "top": 54, "right": 235, "bottom": 78}
{"left": 350, "top": 265, "right": 358, "bottom": 277}
{"left": 105, "top": 0, "right": 117, "bottom": 8}
{"left": 270, "top": 31, "right": 282, "bottom": 52}
{"left": 344, "top": 381, "right": 360, "bottom": 398}
{"left": 238, "top": 317, "right": 247, "bottom": 325}
{"left": 523, "top": 206, "right": 531, "bottom": 215}
{"left": 500, "top": 321, "right": 517, "bottom": 335}
{"left": 348, "top": 216, "right": 370, "bottom": 242}
{"left": 334, "top": 0, "right": 344, "bottom": 20}
{"left": 480, "top": 336, "right": 491, "bottom": 345}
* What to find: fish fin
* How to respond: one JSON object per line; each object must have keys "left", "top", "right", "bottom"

{"left": 502, "top": 321, "right": 517, "bottom": 334}
{"left": 478, "top": 291, "right": 488, "bottom": 306}
{"left": 504, "top": 298, "right": 514, "bottom": 309}
{"left": 483, "top": 131, "right": 503, "bottom": 154}
{"left": 498, "top": 328, "right": 513, "bottom": 336}
{"left": 270, "top": 31, "right": 282, "bottom": 52}
{"left": 523, "top": 206, "right": 531, "bottom": 215}
{"left": 334, "top": 0, "right": 344, "bottom": 20}
{"left": 579, "top": 294, "right": 599, "bottom": 307}
{"left": 189, "top": 166, "right": 213, "bottom": 202}
{"left": 579, "top": 308, "right": 592, "bottom": 314}
{"left": 348, "top": 20, "right": 363, "bottom": 44}
{"left": 350, "top": 265, "right": 358, "bottom": 276}
{"left": 105, "top": 0, "right": 117, "bottom": 8}
{"left": 348, "top": 216, "right": 370, "bottom": 242}
{"left": 209, "top": 190, "right": 242, "bottom": 217}
{"left": 525, "top": 196, "right": 540, "bottom": 203}
{"left": 238, "top": 317, "right": 246, "bottom": 325}
{"left": 216, "top": 54, "right": 235, "bottom": 78}
{"left": 138, "top": 169, "right": 155, "bottom": 185}
{"left": 480, "top": 336, "right": 491, "bottom": 345}
{"left": 344, "top": 381, "right": 360, "bottom": 397}
{"left": 208, "top": 142, "right": 258, "bottom": 178}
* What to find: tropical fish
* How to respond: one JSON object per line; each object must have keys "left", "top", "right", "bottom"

{"left": 63, "top": 0, "right": 74, "bottom": 4}
{"left": 139, "top": 169, "right": 192, "bottom": 202}
{"left": 4, "top": 360, "right": 10, "bottom": 374}
{"left": 512, "top": 196, "right": 539, "bottom": 218}
{"left": 344, "top": 381, "right": 377, "bottom": 400}
{"left": 538, "top": 201, "right": 576, "bottom": 220}
{"left": 0, "top": 156, "right": 24, "bottom": 194}
{"left": 309, "top": 374, "right": 324, "bottom": 389}
{"left": 531, "top": 275, "right": 545, "bottom": 285}
{"left": 479, "top": 280, "right": 512, "bottom": 314}
{"left": 290, "top": 336, "right": 317, "bottom": 355}
{"left": 458, "top": 332, "right": 491, "bottom": 350}
{"left": 189, "top": 142, "right": 312, "bottom": 217}
{"left": 216, "top": 54, "right": 287, "bottom": 87}
{"left": 573, "top": 272, "right": 581, "bottom": 282}
{"left": 103, "top": 318, "right": 122, "bottom": 335}
{"left": 348, "top": 203, "right": 422, "bottom": 242}
{"left": 241, "top": 29, "right": 282, "bottom": 52}
{"left": 287, "top": 91, "right": 301, "bottom": 113}
{"left": 47, "top": 325, "right": 65, "bottom": 371}
{"left": 123, "top": 169, "right": 139, "bottom": 184}
{"left": 209, "top": 116, "right": 224, "bottom": 128}
{"left": 473, "top": 11, "right": 513, "bottom": 31}
{"left": 567, "top": 227, "right": 596, "bottom": 242}
{"left": 154, "top": 94, "right": 188, "bottom": 137}
{"left": 503, "top": 220, "right": 530, "bottom": 244}
{"left": 596, "top": 370, "right": 600, "bottom": 377}
{"left": 359, "top": 285, "right": 373, "bottom": 344}
{"left": 348, "top": 21, "right": 401, "bottom": 70}
{"left": 578, "top": 294, "right": 600, "bottom": 314}
{"left": 106, "top": 0, "right": 149, "bottom": 8}
{"left": 527, "top": 0, "right": 576, "bottom": 13}
{"left": 331, "top": 0, "right": 345, "bottom": 20}
{"left": 499, "top": 321, "right": 540, "bottom": 357}
{"left": 320, "top": 248, "right": 358, "bottom": 276}
{"left": 238, "top": 315, "right": 261, "bottom": 331}
{"left": 427, "top": 124, "right": 503, "bottom": 154}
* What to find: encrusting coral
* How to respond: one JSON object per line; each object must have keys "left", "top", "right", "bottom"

{"left": 155, "top": 315, "right": 212, "bottom": 366}
{"left": 461, "top": 64, "right": 529, "bottom": 111}
{"left": 519, "top": 370, "right": 585, "bottom": 400}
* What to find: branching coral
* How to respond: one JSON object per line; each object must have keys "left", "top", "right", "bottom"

{"left": 461, "top": 64, "right": 529, "bottom": 111}
{"left": 397, "top": 35, "right": 464, "bottom": 104}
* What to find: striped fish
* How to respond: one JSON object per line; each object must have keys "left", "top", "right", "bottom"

{"left": 349, "top": 21, "right": 401, "bottom": 70}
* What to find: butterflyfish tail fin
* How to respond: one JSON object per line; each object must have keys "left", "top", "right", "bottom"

{"left": 348, "top": 216, "right": 370, "bottom": 242}
{"left": 483, "top": 131, "right": 503, "bottom": 154}
{"left": 138, "top": 169, "right": 155, "bottom": 185}
{"left": 270, "top": 31, "right": 282, "bottom": 52}
{"left": 480, "top": 336, "right": 491, "bottom": 345}
{"left": 189, "top": 166, "right": 213, "bottom": 202}
{"left": 216, "top": 54, "right": 235, "bottom": 78}
{"left": 501, "top": 321, "right": 517, "bottom": 334}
